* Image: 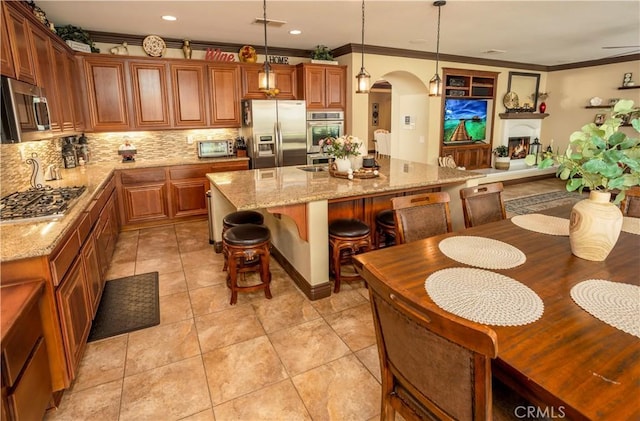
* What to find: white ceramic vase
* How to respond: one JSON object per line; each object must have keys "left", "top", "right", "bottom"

{"left": 334, "top": 157, "right": 351, "bottom": 172}
{"left": 569, "top": 191, "right": 623, "bottom": 261}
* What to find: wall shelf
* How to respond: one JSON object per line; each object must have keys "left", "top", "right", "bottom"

{"left": 499, "top": 113, "right": 549, "bottom": 119}
{"left": 618, "top": 86, "right": 640, "bottom": 90}
{"left": 585, "top": 105, "right": 612, "bottom": 109}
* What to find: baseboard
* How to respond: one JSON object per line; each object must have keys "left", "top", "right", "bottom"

{"left": 269, "top": 247, "right": 332, "bottom": 301}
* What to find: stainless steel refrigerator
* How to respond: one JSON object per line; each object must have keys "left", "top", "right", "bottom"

{"left": 242, "top": 99, "right": 307, "bottom": 169}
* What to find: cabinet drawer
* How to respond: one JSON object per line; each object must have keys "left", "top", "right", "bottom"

{"left": 120, "top": 168, "right": 166, "bottom": 184}
{"left": 1, "top": 299, "right": 42, "bottom": 387}
{"left": 8, "top": 338, "right": 51, "bottom": 421}
{"left": 50, "top": 231, "right": 81, "bottom": 286}
{"left": 169, "top": 166, "right": 209, "bottom": 180}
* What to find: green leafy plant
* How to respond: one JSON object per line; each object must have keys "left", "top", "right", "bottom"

{"left": 319, "top": 135, "right": 362, "bottom": 159}
{"left": 55, "top": 25, "right": 100, "bottom": 53}
{"left": 539, "top": 99, "right": 640, "bottom": 204}
{"left": 493, "top": 145, "right": 509, "bottom": 157}
{"left": 311, "top": 45, "right": 334, "bottom": 61}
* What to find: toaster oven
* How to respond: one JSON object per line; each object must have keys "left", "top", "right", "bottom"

{"left": 197, "top": 140, "right": 234, "bottom": 158}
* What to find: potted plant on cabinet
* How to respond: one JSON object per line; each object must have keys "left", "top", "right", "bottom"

{"left": 539, "top": 99, "right": 640, "bottom": 261}
{"left": 311, "top": 45, "right": 338, "bottom": 64}
{"left": 493, "top": 145, "right": 510, "bottom": 170}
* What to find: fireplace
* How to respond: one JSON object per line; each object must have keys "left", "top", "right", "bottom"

{"left": 508, "top": 136, "right": 530, "bottom": 160}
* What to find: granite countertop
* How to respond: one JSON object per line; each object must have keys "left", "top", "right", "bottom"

{"left": 207, "top": 157, "right": 485, "bottom": 210}
{"left": 1, "top": 156, "right": 248, "bottom": 263}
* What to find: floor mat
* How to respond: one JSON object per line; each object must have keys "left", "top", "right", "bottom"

{"left": 505, "top": 190, "right": 585, "bottom": 216}
{"left": 88, "top": 272, "right": 160, "bottom": 342}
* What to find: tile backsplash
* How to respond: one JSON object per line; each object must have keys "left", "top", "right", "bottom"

{"left": 0, "top": 128, "right": 239, "bottom": 197}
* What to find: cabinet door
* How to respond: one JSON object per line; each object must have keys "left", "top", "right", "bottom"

{"left": 241, "top": 64, "right": 296, "bottom": 100}
{"left": 130, "top": 62, "right": 171, "bottom": 128}
{"left": 121, "top": 183, "right": 170, "bottom": 224}
{"left": 274, "top": 65, "right": 297, "bottom": 100}
{"left": 83, "top": 57, "right": 130, "bottom": 130}
{"left": 68, "top": 54, "right": 85, "bottom": 132}
{"left": 1, "top": 4, "right": 16, "bottom": 78}
{"left": 29, "top": 25, "right": 62, "bottom": 132}
{"left": 325, "top": 67, "right": 346, "bottom": 109}
{"left": 81, "top": 232, "right": 102, "bottom": 317}
{"left": 302, "top": 66, "right": 326, "bottom": 109}
{"left": 170, "top": 179, "right": 208, "bottom": 218}
{"left": 170, "top": 63, "right": 207, "bottom": 127}
{"left": 55, "top": 257, "right": 91, "bottom": 379}
{"left": 208, "top": 64, "right": 241, "bottom": 127}
{"left": 4, "top": 3, "right": 36, "bottom": 84}
{"left": 51, "top": 42, "right": 75, "bottom": 132}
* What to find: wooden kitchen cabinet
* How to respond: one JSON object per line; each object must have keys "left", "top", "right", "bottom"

{"left": 170, "top": 63, "right": 208, "bottom": 128}
{"left": 241, "top": 63, "right": 297, "bottom": 100}
{"left": 207, "top": 63, "right": 241, "bottom": 127}
{"left": 0, "top": 4, "right": 16, "bottom": 78}
{"left": 82, "top": 56, "right": 130, "bottom": 130}
{"left": 118, "top": 167, "right": 170, "bottom": 226}
{"left": 95, "top": 192, "right": 118, "bottom": 278}
{"left": 3, "top": 2, "right": 37, "bottom": 84}
{"left": 51, "top": 42, "right": 76, "bottom": 132}
{"left": 296, "top": 63, "right": 346, "bottom": 110}
{"left": 29, "top": 24, "right": 62, "bottom": 132}
{"left": 129, "top": 61, "right": 171, "bottom": 128}
{"left": 82, "top": 230, "right": 102, "bottom": 316}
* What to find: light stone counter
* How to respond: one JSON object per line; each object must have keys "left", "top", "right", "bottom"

{"left": 207, "top": 158, "right": 485, "bottom": 299}
{"left": 1, "top": 157, "right": 249, "bottom": 262}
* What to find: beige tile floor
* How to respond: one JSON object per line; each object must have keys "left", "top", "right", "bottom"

{"left": 44, "top": 178, "right": 565, "bottom": 421}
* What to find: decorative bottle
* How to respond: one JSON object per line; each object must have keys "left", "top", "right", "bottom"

{"left": 182, "top": 40, "right": 192, "bottom": 59}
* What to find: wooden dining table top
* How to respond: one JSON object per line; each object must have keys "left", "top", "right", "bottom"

{"left": 354, "top": 206, "right": 640, "bottom": 420}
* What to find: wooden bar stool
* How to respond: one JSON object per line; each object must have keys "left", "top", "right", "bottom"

{"left": 222, "top": 210, "right": 264, "bottom": 271}
{"left": 375, "top": 209, "right": 396, "bottom": 248}
{"left": 329, "top": 219, "right": 371, "bottom": 293}
{"left": 223, "top": 224, "right": 272, "bottom": 305}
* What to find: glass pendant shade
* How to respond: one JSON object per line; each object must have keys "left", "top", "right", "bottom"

{"left": 258, "top": 62, "right": 275, "bottom": 91}
{"left": 428, "top": 73, "right": 442, "bottom": 96}
{"left": 356, "top": 68, "right": 371, "bottom": 94}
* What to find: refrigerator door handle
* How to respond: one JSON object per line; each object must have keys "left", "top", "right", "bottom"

{"left": 276, "top": 121, "right": 283, "bottom": 166}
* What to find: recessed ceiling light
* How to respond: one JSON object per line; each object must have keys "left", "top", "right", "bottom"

{"left": 162, "top": 15, "right": 177, "bottom": 21}
{"left": 289, "top": 29, "right": 302, "bottom": 35}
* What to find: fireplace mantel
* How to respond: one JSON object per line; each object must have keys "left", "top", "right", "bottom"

{"left": 499, "top": 113, "right": 549, "bottom": 119}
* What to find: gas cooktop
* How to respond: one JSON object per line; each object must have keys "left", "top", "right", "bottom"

{"left": 0, "top": 186, "right": 86, "bottom": 223}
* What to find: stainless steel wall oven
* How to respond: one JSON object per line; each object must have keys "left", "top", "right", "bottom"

{"left": 306, "top": 110, "right": 344, "bottom": 154}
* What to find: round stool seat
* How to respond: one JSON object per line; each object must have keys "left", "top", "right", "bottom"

{"left": 223, "top": 210, "right": 264, "bottom": 229}
{"left": 329, "top": 219, "right": 370, "bottom": 237}
{"left": 223, "top": 224, "right": 270, "bottom": 246}
{"left": 376, "top": 209, "right": 395, "bottom": 227}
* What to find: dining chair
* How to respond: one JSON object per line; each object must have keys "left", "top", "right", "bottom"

{"left": 620, "top": 186, "right": 640, "bottom": 218}
{"left": 459, "top": 182, "right": 507, "bottom": 228}
{"left": 374, "top": 129, "right": 390, "bottom": 158}
{"left": 391, "top": 192, "right": 452, "bottom": 244}
{"left": 367, "top": 274, "right": 529, "bottom": 420}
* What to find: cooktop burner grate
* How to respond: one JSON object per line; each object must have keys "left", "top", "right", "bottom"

{"left": 1, "top": 186, "right": 86, "bottom": 222}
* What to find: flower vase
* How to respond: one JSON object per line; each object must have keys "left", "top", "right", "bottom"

{"left": 539, "top": 102, "right": 547, "bottom": 113}
{"left": 334, "top": 157, "right": 351, "bottom": 172}
{"left": 569, "top": 191, "right": 623, "bottom": 261}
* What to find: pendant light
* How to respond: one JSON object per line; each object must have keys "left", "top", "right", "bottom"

{"left": 428, "top": 1, "right": 446, "bottom": 96}
{"left": 258, "top": 0, "right": 276, "bottom": 92}
{"left": 355, "top": 0, "right": 370, "bottom": 93}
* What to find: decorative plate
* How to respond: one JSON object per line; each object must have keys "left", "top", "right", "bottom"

{"left": 238, "top": 45, "right": 257, "bottom": 63}
{"left": 142, "top": 35, "right": 166, "bottom": 57}
{"left": 503, "top": 91, "right": 519, "bottom": 110}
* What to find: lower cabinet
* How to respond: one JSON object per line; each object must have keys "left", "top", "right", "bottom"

{"left": 442, "top": 143, "right": 492, "bottom": 170}
{"left": 81, "top": 231, "right": 102, "bottom": 316}
{"left": 170, "top": 179, "right": 208, "bottom": 218}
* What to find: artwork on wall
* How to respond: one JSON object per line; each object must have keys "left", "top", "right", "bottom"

{"left": 372, "top": 103, "right": 379, "bottom": 126}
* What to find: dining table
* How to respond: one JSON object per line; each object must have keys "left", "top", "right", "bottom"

{"left": 354, "top": 205, "right": 639, "bottom": 420}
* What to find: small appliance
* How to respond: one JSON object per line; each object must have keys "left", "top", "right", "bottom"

{"left": 197, "top": 140, "right": 234, "bottom": 158}
{"left": 0, "top": 76, "right": 52, "bottom": 143}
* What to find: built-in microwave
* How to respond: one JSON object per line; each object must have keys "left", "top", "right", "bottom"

{"left": 197, "top": 139, "right": 234, "bottom": 158}
{"left": 306, "top": 111, "right": 344, "bottom": 153}
{"left": 1, "top": 76, "right": 52, "bottom": 143}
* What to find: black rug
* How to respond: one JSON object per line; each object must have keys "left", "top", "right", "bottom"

{"left": 88, "top": 272, "right": 160, "bottom": 342}
{"left": 505, "top": 190, "right": 586, "bottom": 215}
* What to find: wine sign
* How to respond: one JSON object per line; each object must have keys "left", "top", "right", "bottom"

{"left": 205, "top": 48, "right": 236, "bottom": 62}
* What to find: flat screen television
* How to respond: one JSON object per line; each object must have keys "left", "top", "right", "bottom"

{"left": 443, "top": 98, "right": 488, "bottom": 143}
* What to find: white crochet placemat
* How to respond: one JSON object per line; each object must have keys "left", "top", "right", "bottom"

{"left": 571, "top": 279, "right": 640, "bottom": 338}
{"left": 622, "top": 217, "right": 640, "bottom": 235}
{"left": 511, "top": 214, "right": 570, "bottom": 236}
{"left": 425, "top": 268, "right": 544, "bottom": 326}
{"left": 438, "top": 236, "right": 526, "bottom": 269}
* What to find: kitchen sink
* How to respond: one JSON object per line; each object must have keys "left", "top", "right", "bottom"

{"left": 298, "top": 166, "right": 328, "bottom": 172}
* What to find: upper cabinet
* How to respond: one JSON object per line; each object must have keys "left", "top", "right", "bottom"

{"left": 51, "top": 42, "right": 76, "bottom": 132}
{"left": 129, "top": 61, "right": 171, "bottom": 128}
{"left": 170, "top": 63, "right": 208, "bottom": 128}
{"left": 296, "top": 63, "right": 346, "bottom": 110}
{"left": 207, "top": 63, "right": 241, "bottom": 127}
{"left": 241, "top": 63, "right": 297, "bottom": 100}
{"left": 0, "top": 4, "right": 16, "bottom": 78}
{"left": 442, "top": 67, "right": 497, "bottom": 99}
{"left": 82, "top": 56, "right": 130, "bottom": 131}
{"left": 3, "top": 2, "right": 37, "bottom": 84}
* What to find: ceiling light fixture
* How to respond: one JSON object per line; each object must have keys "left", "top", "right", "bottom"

{"left": 289, "top": 29, "right": 302, "bottom": 35}
{"left": 161, "top": 15, "right": 176, "bottom": 21}
{"left": 355, "top": 0, "right": 370, "bottom": 94}
{"left": 258, "top": 0, "right": 276, "bottom": 93}
{"left": 428, "top": 1, "right": 446, "bottom": 96}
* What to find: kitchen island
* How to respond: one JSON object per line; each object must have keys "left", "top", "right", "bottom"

{"left": 207, "top": 158, "right": 485, "bottom": 299}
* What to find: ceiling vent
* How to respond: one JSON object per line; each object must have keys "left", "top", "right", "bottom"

{"left": 254, "top": 17, "right": 287, "bottom": 27}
